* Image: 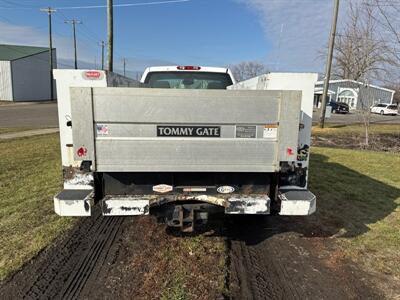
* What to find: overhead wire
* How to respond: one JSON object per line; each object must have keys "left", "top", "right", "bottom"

{"left": 0, "top": 0, "right": 192, "bottom": 71}
{"left": 54, "top": 0, "right": 191, "bottom": 10}
{"left": 0, "top": 0, "right": 192, "bottom": 10}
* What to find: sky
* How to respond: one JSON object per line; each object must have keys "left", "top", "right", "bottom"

{"left": 0, "top": 0, "right": 354, "bottom": 76}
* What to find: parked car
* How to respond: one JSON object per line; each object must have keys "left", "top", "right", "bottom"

{"left": 329, "top": 101, "right": 349, "bottom": 114}
{"left": 370, "top": 103, "right": 398, "bottom": 115}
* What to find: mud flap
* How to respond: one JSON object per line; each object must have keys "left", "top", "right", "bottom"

{"left": 54, "top": 189, "right": 93, "bottom": 216}
{"left": 101, "top": 196, "right": 150, "bottom": 216}
{"left": 278, "top": 189, "right": 316, "bottom": 215}
{"left": 225, "top": 195, "right": 270, "bottom": 214}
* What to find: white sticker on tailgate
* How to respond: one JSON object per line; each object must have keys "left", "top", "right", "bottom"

{"left": 263, "top": 124, "right": 278, "bottom": 139}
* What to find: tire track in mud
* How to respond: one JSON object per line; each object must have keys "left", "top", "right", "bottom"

{"left": 226, "top": 216, "right": 383, "bottom": 300}
{"left": 228, "top": 236, "right": 302, "bottom": 300}
{"left": 0, "top": 208, "right": 124, "bottom": 300}
{"left": 59, "top": 217, "right": 123, "bottom": 300}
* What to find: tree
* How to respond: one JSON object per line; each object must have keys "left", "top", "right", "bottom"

{"left": 332, "top": 2, "right": 393, "bottom": 81}
{"left": 357, "top": 82, "right": 374, "bottom": 147}
{"left": 325, "top": 1, "right": 398, "bottom": 147}
{"left": 230, "top": 61, "right": 268, "bottom": 82}
{"left": 368, "top": 0, "right": 400, "bottom": 64}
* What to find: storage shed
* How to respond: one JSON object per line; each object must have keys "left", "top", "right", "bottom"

{"left": 0, "top": 44, "right": 57, "bottom": 101}
{"left": 314, "top": 79, "right": 395, "bottom": 110}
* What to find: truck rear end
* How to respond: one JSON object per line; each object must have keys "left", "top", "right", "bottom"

{"left": 54, "top": 68, "right": 317, "bottom": 232}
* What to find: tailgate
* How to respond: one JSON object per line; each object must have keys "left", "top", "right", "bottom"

{"left": 70, "top": 87, "right": 301, "bottom": 172}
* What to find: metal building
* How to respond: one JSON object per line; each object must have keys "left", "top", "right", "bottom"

{"left": 314, "top": 79, "right": 395, "bottom": 110}
{"left": 0, "top": 44, "right": 56, "bottom": 101}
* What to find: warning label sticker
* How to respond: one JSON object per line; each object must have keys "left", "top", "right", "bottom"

{"left": 263, "top": 124, "right": 278, "bottom": 139}
{"left": 236, "top": 126, "right": 257, "bottom": 138}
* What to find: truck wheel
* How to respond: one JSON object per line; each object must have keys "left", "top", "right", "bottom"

{"left": 380, "top": 110, "right": 384, "bottom": 115}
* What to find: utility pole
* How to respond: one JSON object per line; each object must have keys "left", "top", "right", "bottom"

{"left": 99, "top": 41, "right": 105, "bottom": 70}
{"left": 65, "top": 19, "right": 82, "bottom": 69}
{"left": 122, "top": 58, "right": 126, "bottom": 76}
{"left": 40, "top": 7, "right": 56, "bottom": 100}
{"left": 107, "top": 0, "right": 113, "bottom": 72}
{"left": 319, "top": 0, "right": 340, "bottom": 128}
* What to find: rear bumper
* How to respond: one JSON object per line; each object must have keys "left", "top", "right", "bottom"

{"left": 102, "top": 193, "right": 271, "bottom": 216}
{"left": 54, "top": 189, "right": 93, "bottom": 217}
{"left": 54, "top": 189, "right": 316, "bottom": 217}
{"left": 278, "top": 188, "right": 316, "bottom": 215}
{"left": 54, "top": 191, "right": 271, "bottom": 216}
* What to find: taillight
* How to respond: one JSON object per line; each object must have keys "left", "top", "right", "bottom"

{"left": 77, "top": 147, "right": 88, "bottom": 157}
{"left": 177, "top": 66, "right": 201, "bottom": 70}
{"left": 287, "top": 147, "right": 295, "bottom": 156}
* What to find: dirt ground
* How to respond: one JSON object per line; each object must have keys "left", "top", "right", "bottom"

{"left": 1, "top": 129, "right": 399, "bottom": 299}
{"left": 226, "top": 216, "right": 387, "bottom": 300}
{"left": 312, "top": 132, "right": 400, "bottom": 152}
{"left": 0, "top": 208, "right": 226, "bottom": 300}
{"left": 0, "top": 209, "right": 388, "bottom": 300}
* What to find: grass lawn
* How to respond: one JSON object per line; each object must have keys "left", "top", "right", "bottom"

{"left": 0, "top": 134, "right": 74, "bottom": 281}
{"left": 0, "top": 128, "right": 31, "bottom": 135}
{"left": 310, "top": 147, "right": 400, "bottom": 277}
{"left": 0, "top": 132, "right": 399, "bottom": 285}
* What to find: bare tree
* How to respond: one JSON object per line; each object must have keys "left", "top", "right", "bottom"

{"left": 367, "top": 0, "right": 400, "bottom": 63}
{"left": 332, "top": 2, "right": 393, "bottom": 81}
{"left": 329, "top": 2, "right": 397, "bottom": 146}
{"left": 357, "top": 81, "right": 374, "bottom": 147}
{"left": 230, "top": 61, "right": 268, "bottom": 82}
{"left": 325, "top": 1, "right": 398, "bottom": 147}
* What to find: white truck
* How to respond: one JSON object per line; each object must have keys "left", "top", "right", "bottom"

{"left": 53, "top": 66, "right": 317, "bottom": 232}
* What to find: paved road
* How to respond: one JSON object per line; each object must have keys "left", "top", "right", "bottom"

{"left": 0, "top": 102, "right": 58, "bottom": 128}
{"left": 312, "top": 109, "right": 400, "bottom": 124}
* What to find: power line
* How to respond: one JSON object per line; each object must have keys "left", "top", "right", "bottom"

{"left": 40, "top": 7, "right": 56, "bottom": 100}
{"left": 107, "top": 0, "right": 113, "bottom": 72}
{"left": 64, "top": 19, "right": 82, "bottom": 69}
{"left": 122, "top": 58, "right": 127, "bottom": 76}
{"left": 1, "top": 0, "right": 191, "bottom": 10}
{"left": 99, "top": 41, "right": 106, "bottom": 70}
{"left": 54, "top": 0, "right": 191, "bottom": 10}
{"left": 320, "top": 0, "right": 340, "bottom": 128}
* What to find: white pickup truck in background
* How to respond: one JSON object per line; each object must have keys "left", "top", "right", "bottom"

{"left": 53, "top": 66, "right": 318, "bottom": 232}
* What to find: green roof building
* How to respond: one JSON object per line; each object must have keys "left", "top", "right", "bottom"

{"left": 0, "top": 44, "right": 57, "bottom": 101}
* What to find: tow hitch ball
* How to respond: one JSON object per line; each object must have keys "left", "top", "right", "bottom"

{"left": 166, "top": 205, "right": 208, "bottom": 232}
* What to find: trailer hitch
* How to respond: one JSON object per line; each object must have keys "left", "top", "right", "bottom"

{"left": 165, "top": 204, "right": 215, "bottom": 233}
{"left": 166, "top": 206, "right": 202, "bottom": 232}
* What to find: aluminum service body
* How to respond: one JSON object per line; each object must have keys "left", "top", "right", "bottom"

{"left": 229, "top": 73, "right": 318, "bottom": 184}
{"left": 54, "top": 69, "right": 317, "bottom": 221}
{"left": 53, "top": 69, "right": 138, "bottom": 215}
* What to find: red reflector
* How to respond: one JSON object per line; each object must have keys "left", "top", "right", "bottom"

{"left": 84, "top": 71, "right": 101, "bottom": 79}
{"left": 287, "top": 147, "right": 295, "bottom": 156}
{"left": 177, "top": 66, "right": 201, "bottom": 70}
{"left": 77, "top": 147, "right": 88, "bottom": 157}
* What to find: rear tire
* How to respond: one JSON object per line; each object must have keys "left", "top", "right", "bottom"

{"left": 380, "top": 110, "right": 384, "bottom": 115}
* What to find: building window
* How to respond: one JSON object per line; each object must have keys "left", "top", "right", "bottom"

{"left": 338, "top": 89, "right": 357, "bottom": 109}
